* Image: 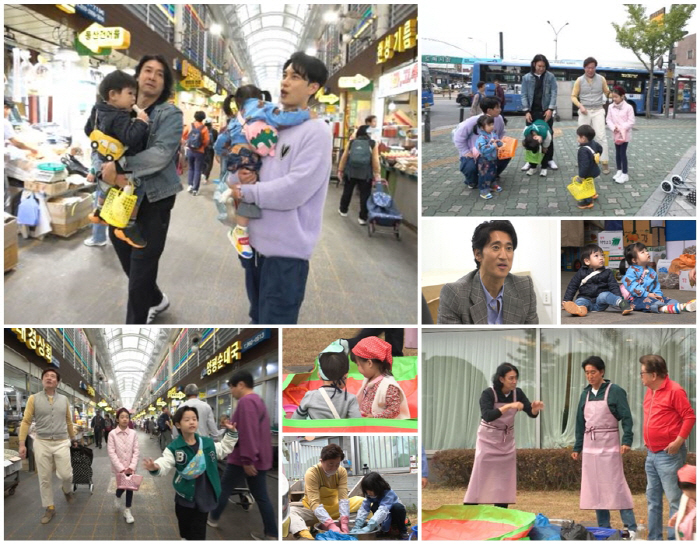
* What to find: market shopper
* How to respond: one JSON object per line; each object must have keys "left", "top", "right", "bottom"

{"left": 181, "top": 384, "right": 218, "bottom": 438}
{"left": 158, "top": 406, "right": 173, "bottom": 451}
{"left": 104, "top": 414, "right": 113, "bottom": 443}
{"left": 207, "top": 370, "right": 277, "bottom": 540}
{"left": 337, "top": 124, "right": 380, "bottom": 225}
{"left": 571, "top": 357, "right": 637, "bottom": 537}
{"left": 108, "top": 408, "right": 140, "bottom": 524}
{"left": 91, "top": 411, "right": 106, "bottom": 449}
{"left": 100, "top": 54, "right": 183, "bottom": 325}
{"left": 639, "top": 355, "right": 696, "bottom": 540}
{"left": 182, "top": 110, "right": 210, "bottom": 196}
{"left": 18, "top": 368, "right": 76, "bottom": 524}
{"left": 463, "top": 363, "right": 543, "bottom": 507}
{"left": 228, "top": 51, "right": 332, "bottom": 324}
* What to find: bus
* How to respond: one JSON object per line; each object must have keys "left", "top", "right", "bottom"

{"left": 422, "top": 63, "right": 434, "bottom": 108}
{"left": 471, "top": 60, "right": 664, "bottom": 115}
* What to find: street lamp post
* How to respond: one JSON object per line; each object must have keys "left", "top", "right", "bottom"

{"left": 546, "top": 21, "right": 569, "bottom": 61}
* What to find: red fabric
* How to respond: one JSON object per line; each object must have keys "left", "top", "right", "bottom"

{"left": 678, "top": 464, "right": 696, "bottom": 485}
{"left": 643, "top": 377, "right": 696, "bottom": 452}
{"left": 359, "top": 379, "right": 402, "bottom": 419}
{"left": 352, "top": 337, "right": 392, "bottom": 366}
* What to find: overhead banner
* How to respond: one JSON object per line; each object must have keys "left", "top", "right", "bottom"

{"left": 377, "top": 62, "right": 418, "bottom": 99}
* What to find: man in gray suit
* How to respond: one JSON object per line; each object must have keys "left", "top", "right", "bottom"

{"left": 438, "top": 220, "right": 539, "bottom": 324}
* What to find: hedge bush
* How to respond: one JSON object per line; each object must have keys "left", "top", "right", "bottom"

{"left": 431, "top": 448, "right": 696, "bottom": 494}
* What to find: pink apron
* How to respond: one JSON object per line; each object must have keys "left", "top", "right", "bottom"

{"left": 580, "top": 383, "right": 634, "bottom": 510}
{"left": 463, "top": 388, "right": 517, "bottom": 504}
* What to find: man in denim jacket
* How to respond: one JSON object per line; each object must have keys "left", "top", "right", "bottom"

{"left": 101, "top": 55, "right": 183, "bottom": 324}
{"left": 520, "top": 54, "right": 559, "bottom": 175}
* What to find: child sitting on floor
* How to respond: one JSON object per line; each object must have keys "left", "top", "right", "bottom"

{"left": 562, "top": 243, "right": 632, "bottom": 316}
{"left": 622, "top": 242, "right": 696, "bottom": 313}
{"left": 292, "top": 340, "right": 361, "bottom": 420}
{"left": 351, "top": 472, "right": 408, "bottom": 539}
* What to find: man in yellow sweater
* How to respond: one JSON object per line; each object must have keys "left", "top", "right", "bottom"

{"left": 289, "top": 444, "right": 364, "bottom": 539}
{"left": 19, "top": 368, "right": 76, "bottom": 524}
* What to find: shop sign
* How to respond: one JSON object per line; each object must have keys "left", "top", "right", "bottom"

{"left": 181, "top": 60, "right": 203, "bottom": 90}
{"left": 202, "top": 75, "right": 217, "bottom": 94}
{"left": 98, "top": 400, "right": 108, "bottom": 407}
{"left": 316, "top": 90, "right": 340, "bottom": 104}
{"left": 148, "top": 405, "right": 156, "bottom": 411}
{"left": 377, "top": 62, "right": 419, "bottom": 99}
{"left": 86, "top": 385, "right": 95, "bottom": 397}
{"left": 242, "top": 329, "right": 271, "bottom": 352}
{"left": 78, "top": 23, "right": 131, "bottom": 54}
{"left": 167, "top": 386, "right": 185, "bottom": 400}
{"left": 56, "top": 4, "right": 106, "bottom": 24}
{"left": 338, "top": 74, "right": 371, "bottom": 90}
{"left": 156, "top": 397, "right": 167, "bottom": 407}
{"left": 206, "top": 341, "right": 242, "bottom": 376}
{"left": 11, "top": 328, "right": 53, "bottom": 364}
{"left": 377, "top": 18, "right": 417, "bottom": 64}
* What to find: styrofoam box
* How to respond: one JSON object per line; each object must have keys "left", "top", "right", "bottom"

{"left": 679, "top": 270, "right": 696, "bottom": 291}
{"left": 598, "top": 231, "right": 624, "bottom": 255}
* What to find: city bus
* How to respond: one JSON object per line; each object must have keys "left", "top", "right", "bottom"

{"left": 422, "top": 63, "right": 434, "bottom": 108}
{"left": 471, "top": 60, "right": 665, "bottom": 115}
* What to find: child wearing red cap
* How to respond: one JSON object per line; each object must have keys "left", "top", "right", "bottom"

{"left": 670, "top": 464, "right": 696, "bottom": 540}
{"left": 351, "top": 337, "right": 410, "bottom": 419}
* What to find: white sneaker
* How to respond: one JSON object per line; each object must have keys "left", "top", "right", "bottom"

{"left": 124, "top": 508, "right": 134, "bottom": 524}
{"left": 147, "top": 293, "right": 170, "bottom": 324}
{"left": 628, "top": 530, "right": 636, "bottom": 540}
{"left": 540, "top": 169, "right": 547, "bottom": 177}
{"left": 618, "top": 173, "right": 629, "bottom": 183}
{"left": 521, "top": 162, "right": 530, "bottom": 171}
{"left": 613, "top": 171, "right": 622, "bottom": 181}
{"left": 526, "top": 168, "right": 535, "bottom": 176}
{"left": 358, "top": 218, "right": 367, "bottom": 226}
{"left": 338, "top": 209, "right": 348, "bottom": 217}
{"left": 84, "top": 237, "right": 107, "bottom": 247}
{"left": 548, "top": 160, "right": 559, "bottom": 170}
{"left": 114, "top": 497, "right": 121, "bottom": 511}
{"left": 207, "top": 515, "right": 219, "bottom": 528}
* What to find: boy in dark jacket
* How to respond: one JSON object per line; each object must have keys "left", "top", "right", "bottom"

{"left": 572, "top": 124, "right": 603, "bottom": 210}
{"left": 562, "top": 243, "right": 632, "bottom": 317}
{"left": 84, "top": 70, "right": 150, "bottom": 248}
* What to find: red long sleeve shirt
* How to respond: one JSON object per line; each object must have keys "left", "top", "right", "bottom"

{"left": 643, "top": 376, "right": 696, "bottom": 452}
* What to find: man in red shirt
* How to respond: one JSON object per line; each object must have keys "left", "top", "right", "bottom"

{"left": 640, "top": 354, "right": 696, "bottom": 540}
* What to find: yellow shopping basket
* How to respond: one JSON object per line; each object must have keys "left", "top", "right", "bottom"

{"left": 567, "top": 176, "right": 596, "bottom": 201}
{"left": 101, "top": 185, "right": 137, "bottom": 228}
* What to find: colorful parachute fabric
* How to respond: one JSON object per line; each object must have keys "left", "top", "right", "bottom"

{"left": 422, "top": 505, "right": 536, "bottom": 541}
{"left": 282, "top": 356, "right": 417, "bottom": 432}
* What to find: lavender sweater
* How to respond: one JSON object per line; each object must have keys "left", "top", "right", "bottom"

{"left": 239, "top": 118, "right": 332, "bottom": 259}
{"left": 453, "top": 114, "right": 506, "bottom": 157}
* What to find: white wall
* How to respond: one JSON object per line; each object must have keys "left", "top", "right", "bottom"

{"left": 421, "top": 218, "right": 558, "bottom": 324}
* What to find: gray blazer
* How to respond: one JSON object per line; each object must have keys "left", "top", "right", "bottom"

{"left": 437, "top": 270, "right": 539, "bottom": 324}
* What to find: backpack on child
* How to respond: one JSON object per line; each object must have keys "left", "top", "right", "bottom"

{"left": 187, "top": 123, "right": 204, "bottom": 150}
{"left": 346, "top": 139, "right": 373, "bottom": 180}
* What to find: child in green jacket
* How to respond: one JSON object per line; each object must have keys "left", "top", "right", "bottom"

{"left": 143, "top": 405, "right": 237, "bottom": 540}
{"left": 522, "top": 119, "right": 552, "bottom": 177}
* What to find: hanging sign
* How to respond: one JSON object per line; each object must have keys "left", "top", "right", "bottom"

{"left": 56, "top": 4, "right": 105, "bottom": 24}
{"left": 167, "top": 386, "right": 186, "bottom": 400}
{"left": 11, "top": 328, "right": 54, "bottom": 363}
{"left": 78, "top": 23, "right": 131, "bottom": 54}
{"left": 206, "top": 341, "right": 242, "bottom": 376}
{"left": 86, "top": 385, "right": 95, "bottom": 397}
{"left": 181, "top": 60, "right": 203, "bottom": 90}
{"left": 338, "top": 74, "right": 371, "bottom": 90}
{"left": 377, "top": 18, "right": 417, "bottom": 64}
{"left": 156, "top": 398, "right": 167, "bottom": 407}
{"left": 148, "top": 405, "right": 156, "bottom": 411}
{"left": 98, "top": 400, "right": 108, "bottom": 407}
{"left": 377, "top": 62, "right": 419, "bottom": 99}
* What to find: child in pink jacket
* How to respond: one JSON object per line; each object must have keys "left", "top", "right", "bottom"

{"left": 606, "top": 85, "right": 635, "bottom": 184}
{"left": 108, "top": 408, "right": 140, "bottom": 524}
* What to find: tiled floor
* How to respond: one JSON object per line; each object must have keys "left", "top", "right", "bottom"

{"left": 4, "top": 430, "right": 278, "bottom": 540}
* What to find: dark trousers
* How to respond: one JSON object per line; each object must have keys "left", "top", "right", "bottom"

{"left": 339, "top": 176, "right": 372, "bottom": 221}
{"left": 94, "top": 429, "right": 103, "bottom": 448}
{"left": 116, "top": 488, "right": 133, "bottom": 508}
{"left": 460, "top": 156, "right": 511, "bottom": 186}
{"left": 240, "top": 250, "right": 309, "bottom": 324}
{"left": 465, "top": 502, "right": 508, "bottom": 509}
{"left": 188, "top": 150, "right": 205, "bottom": 191}
{"left": 615, "top": 142, "right": 629, "bottom": 173}
{"left": 175, "top": 503, "right": 209, "bottom": 540}
{"left": 348, "top": 329, "right": 404, "bottom": 356}
{"left": 526, "top": 110, "right": 554, "bottom": 164}
{"left": 110, "top": 195, "right": 175, "bottom": 324}
{"left": 210, "top": 465, "right": 278, "bottom": 537}
{"left": 372, "top": 501, "right": 408, "bottom": 534}
{"left": 203, "top": 147, "right": 215, "bottom": 180}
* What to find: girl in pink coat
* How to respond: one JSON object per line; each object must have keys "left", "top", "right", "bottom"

{"left": 108, "top": 408, "right": 140, "bottom": 524}
{"left": 606, "top": 86, "right": 635, "bottom": 184}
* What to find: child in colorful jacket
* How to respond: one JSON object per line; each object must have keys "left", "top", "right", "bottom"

{"left": 474, "top": 114, "right": 504, "bottom": 200}
{"left": 351, "top": 472, "right": 408, "bottom": 538}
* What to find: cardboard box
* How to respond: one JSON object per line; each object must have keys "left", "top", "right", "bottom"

{"left": 679, "top": 270, "right": 696, "bottom": 291}
{"left": 7, "top": 436, "right": 19, "bottom": 450}
{"left": 24, "top": 180, "right": 70, "bottom": 197}
{"left": 51, "top": 215, "right": 90, "bottom": 237}
{"left": 647, "top": 247, "right": 667, "bottom": 263}
{"left": 656, "top": 259, "right": 672, "bottom": 274}
{"left": 4, "top": 244, "right": 18, "bottom": 272}
{"left": 46, "top": 192, "right": 92, "bottom": 225}
{"left": 623, "top": 220, "right": 652, "bottom": 246}
{"left": 4, "top": 214, "right": 17, "bottom": 249}
{"left": 598, "top": 231, "right": 624, "bottom": 255}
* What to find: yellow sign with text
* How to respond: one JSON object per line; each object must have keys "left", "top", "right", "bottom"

{"left": 167, "top": 387, "right": 186, "bottom": 400}
{"left": 86, "top": 385, "right": 95, "bottom": 397}
{"left": 12, "top": 328, "right": 53, "bottom": 363}
{"left": 78, "top": 22, "right": 130, "bottom": 54}
{"left": 206, "top": 341, "right": 242, "bottom": 376}
{"left": 377, "top": 18, "right": 417, "bottom": 64}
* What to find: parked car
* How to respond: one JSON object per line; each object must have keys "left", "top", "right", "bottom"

{"left": 456, "top": 90, "right": 473, "bottom": 107}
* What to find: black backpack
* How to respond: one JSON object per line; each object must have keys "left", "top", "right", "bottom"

{"left": 346, "top": 139, "right": 373, "bottom": 180}
{"left": 187, "top": 123, "right": 204, "bottom": 149}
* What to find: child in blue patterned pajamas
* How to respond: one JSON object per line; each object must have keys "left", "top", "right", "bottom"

{"left": 351, "top": 472, "right": 408, "bottom": 539}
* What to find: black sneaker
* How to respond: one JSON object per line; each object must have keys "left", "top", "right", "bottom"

{"left": 466, "top": 181, "right": 478, "bottom": 189}
{"left": 619, "top": 299, "right": 633, "bottom": 315}
{"left": 115, "top": 224, "right": 147, "bottom": 248}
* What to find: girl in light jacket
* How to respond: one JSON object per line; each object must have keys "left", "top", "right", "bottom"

{"left": 606, "top": 86, "right": 635, "bottom": 184}
{"left": 108, "top": 408, "right": 140, "bottom": 524}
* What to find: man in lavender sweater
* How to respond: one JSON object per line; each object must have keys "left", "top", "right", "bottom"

{"left": 453, "top": 96, "right": 511, "bottom": 189}
{"left": 231, "top": 52, "right": 332, "bottom": 324}
{"left": 207, "top": 370, "right": 276, "bottom": 539}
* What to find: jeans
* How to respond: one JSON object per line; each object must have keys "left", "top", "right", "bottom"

{"left": 339, "top": 176, "right": 372, "bottom": 220}
{"left": 596, "top": 508, "right": 637, "bottom": 532}
{"left": 615, "top": 142, "right": 629, "bottom": 173}
{"left": 460, "top": 156, "right": 511, "bottom": 186}
{"left": 187, "top": 150, "right": 205, "bottom": 191}
{"left": 91, "top": 192, "right": 108, "bottom": 243}
{"left": 240, "top": 249, "right": 309, "bottom": 324}
{"left": 476, "top": 156, "right": 496, "bottom": 191}
{"left": 575, "top": 292, "right": 622, "bottom": 312}
{"left": 110, "top": 195, "right": 175, "bottom": 324}
{"left": 649, "top": 298, "right": 680, "bottom": 314}
{"left": 210, "top": 464, "right": 278, "bottom": 538}
{"left": 645, "top": 445, "right": 687, "bottom": 540}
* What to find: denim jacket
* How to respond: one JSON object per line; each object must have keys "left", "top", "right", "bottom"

{"left": 123, "top": 102, "right": 184, "bottom": 202}
{"left": 521, "top": 71, "right": 558, "bottom": 112}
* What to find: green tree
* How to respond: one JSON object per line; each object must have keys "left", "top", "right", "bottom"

{"left": 612, "top": 4, "right": 695, "bottom": 118}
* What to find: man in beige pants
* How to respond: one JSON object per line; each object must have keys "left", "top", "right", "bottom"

{"left": 572, "top": 57, "right": 611, "bottom": 174}
{"left": 19, "top": 368, "right": 76, "bottom": 524}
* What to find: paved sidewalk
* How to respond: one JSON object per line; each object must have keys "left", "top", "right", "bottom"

{"left": 422, "top": 114, "right": 697, "bottom": 217}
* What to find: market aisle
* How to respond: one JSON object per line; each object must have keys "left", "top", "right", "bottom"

{"left": 4, "top": 430, "right": 277, "bottom": 540}
{"left": 5, "top": 168, "right": 417, "bottom": 324}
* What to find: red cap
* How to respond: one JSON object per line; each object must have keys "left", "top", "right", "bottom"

{"left": 677, "top": 464, "right": 696, "bottom": 485}
{"left": 352, "top": 337, "right": 393, "bottom": 366}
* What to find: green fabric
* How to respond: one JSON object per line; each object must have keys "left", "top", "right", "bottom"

{"left": 163, "top": 432, "right": 223, "bottom": 503}
{"left": 573, "top": 381, "right": 634, "bottom": 452}
{"left": 524, "top": 149, "right": 544, "bottom": 164}
{"left": 282, "top": 417, "right": 417, "bottom": 429}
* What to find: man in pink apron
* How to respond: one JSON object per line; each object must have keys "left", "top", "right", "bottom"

{"left": 572, "top": 357, "right": 637, "bottom": 536}
{"left": 464, "top": 363, "right": 543, "bottom": 507}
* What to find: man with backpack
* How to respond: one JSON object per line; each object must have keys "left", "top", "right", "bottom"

{"left": 337, "top": 124, "right": 380, "bottom": 225}
{"left": 181, "top": 110, "right": 210, "bottom": 195}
